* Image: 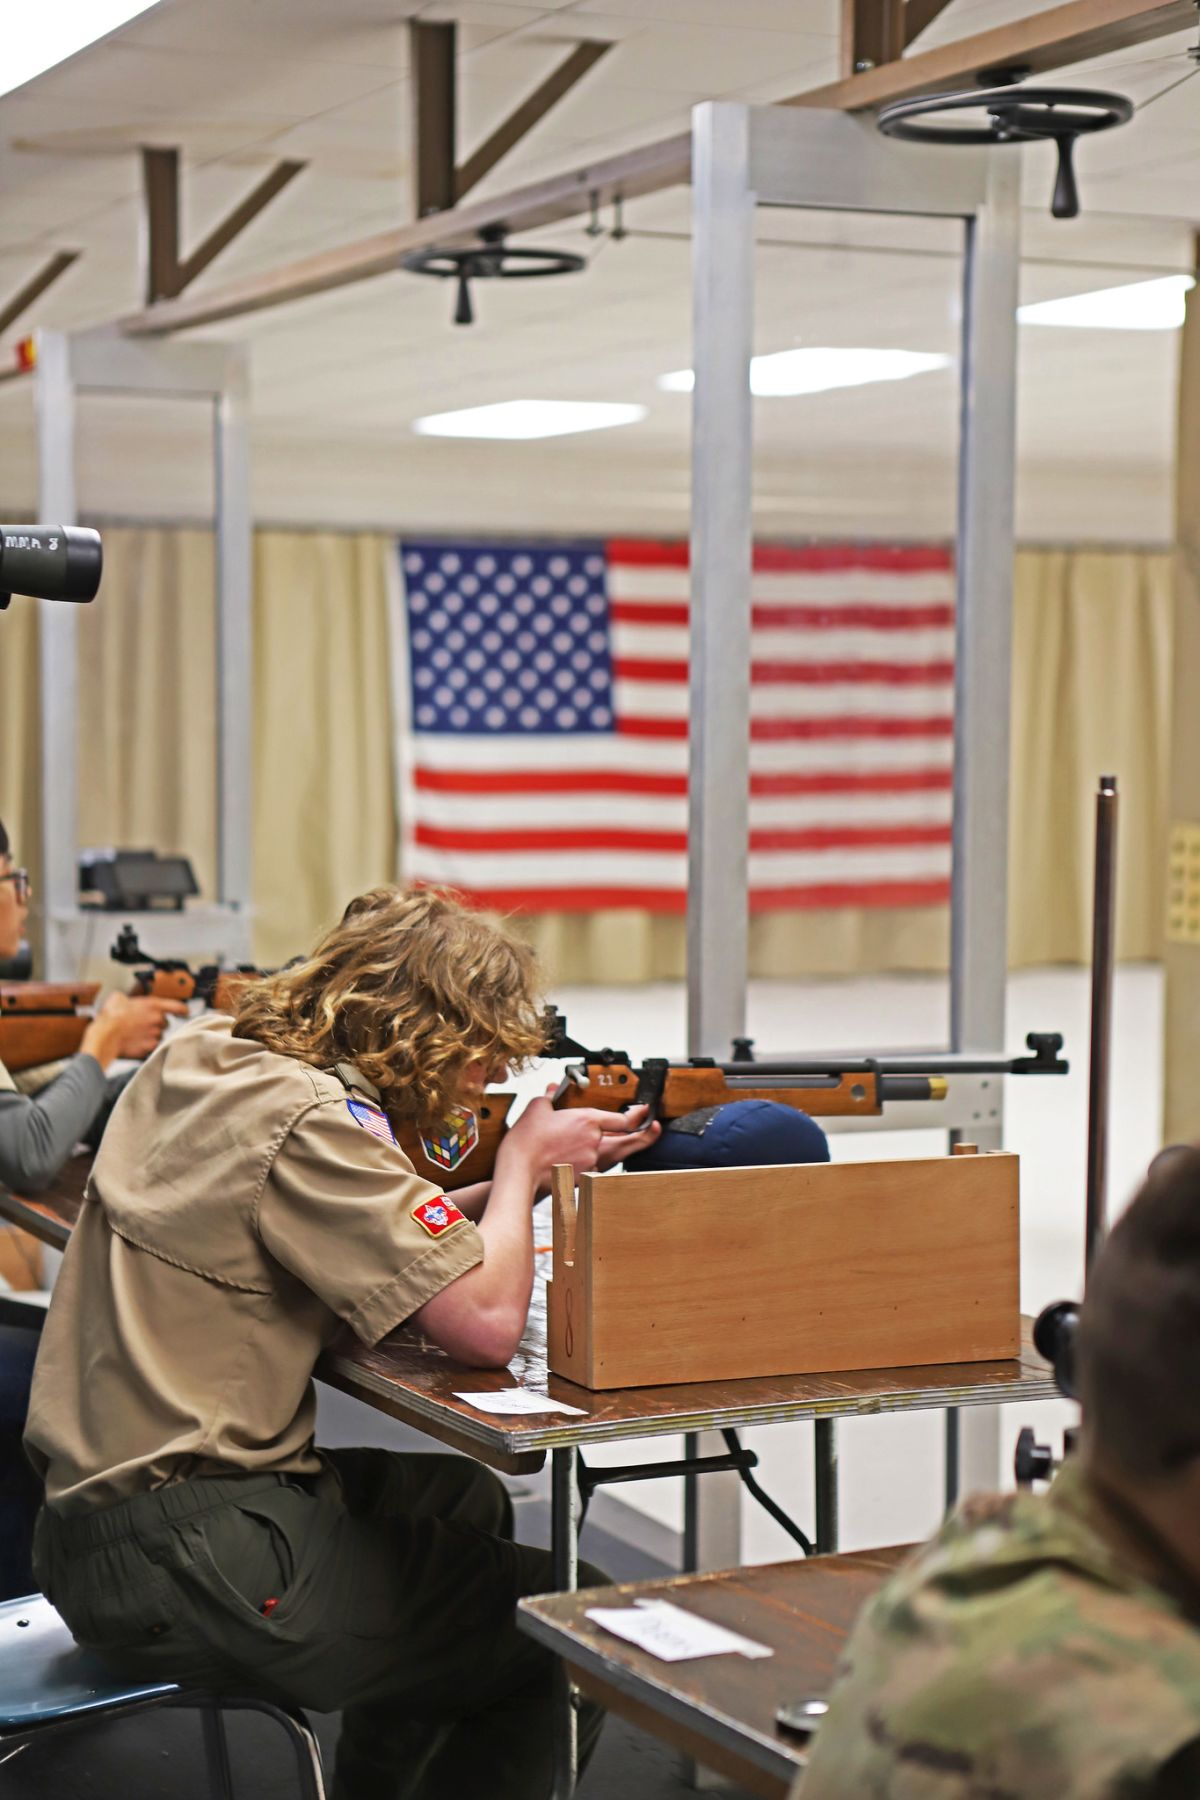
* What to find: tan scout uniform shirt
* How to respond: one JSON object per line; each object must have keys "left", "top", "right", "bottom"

{"left": 25, "top": 1014, "right": 483, "bottom": 1515}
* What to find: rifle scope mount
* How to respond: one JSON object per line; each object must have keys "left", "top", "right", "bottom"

{"left": 876, "top": 80, "right": 1133, "bottom": 219}
{"left": 402, "top": 225, "right": 586, "bottom": 326}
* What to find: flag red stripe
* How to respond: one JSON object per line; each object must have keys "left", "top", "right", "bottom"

{"left": 413, "top": 767, "right": 953, "bottom": 798}
{"left": 438, "top": 880, "right": 951, "bottom": 914}
{"left": 611, "top": 601, "right": 690, "bottom": 626}
{"left": 413, "top": 823, "right": 952, "bottom": 854}
{"left": 618, "top": 716, "right": 954, "bottom": 741}
{"left": 611, "top": 600, "right": 956, "bottom": 631}
{"left": 607, "top": 539, "right": 953, "bottom": 574}
{"left": 614, "top": 656, "right": 955, "bottom": 686}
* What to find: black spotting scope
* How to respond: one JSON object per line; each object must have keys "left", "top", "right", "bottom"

{"left": 0, "top": 525, "right": 102, "bottom": 611}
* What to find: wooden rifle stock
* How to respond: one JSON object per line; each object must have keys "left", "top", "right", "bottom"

{"left": 552, "top": 1060, "right": 901, "bottom": 1121}
{"left": 130, "top": 966, "right": 256, "bottom": 1013}
{"left": 0, "top": 982, "right": 97, "bottom": 1073}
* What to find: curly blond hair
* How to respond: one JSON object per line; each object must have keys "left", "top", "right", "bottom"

{"left": 232, "top": 886, "right": 545, "bottom": 1129}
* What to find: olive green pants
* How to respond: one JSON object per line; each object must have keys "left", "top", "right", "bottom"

{"left": 33, "top": 1448, "right": 607, "bottom": 1800}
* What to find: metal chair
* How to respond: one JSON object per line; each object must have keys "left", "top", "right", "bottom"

{"left": 0, "top": 1593, "right": 325, "bottom": 1797}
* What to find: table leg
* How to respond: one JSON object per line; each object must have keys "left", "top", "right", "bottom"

{"left": 814, "top": 1419, "right": 839, "bottom": 1554}
{"left": 552, "top": 1446, "right": 580, "bottom": 1800}
{"left": 945, "top": 1407, "right": 961, "bottom": 1514}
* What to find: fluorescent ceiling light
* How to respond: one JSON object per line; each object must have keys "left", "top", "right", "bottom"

{"left": 1018, "top": 274, "right": 1195, "bottom": 331}
{"left": 412, "top": 400, "right": 647, "bottom": 440}
{"left": 658, "top": 347, "right": 951, "bottom": 397}
{"left": 4, "top": 3, "right": 167, "bottom": 99}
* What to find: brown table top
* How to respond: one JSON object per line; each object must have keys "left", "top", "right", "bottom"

{"left": 4, "top": 1164, "right": 1057, "bottom": 1474}
{"left": 319, "top": 1304, "right": 1056, "bottom": 1466}
{"left": 0, "top": 1152, "right": 91, "bottom": 1251}
{"left": 519, "top": 1547, "right": 909, "bottom": 1796}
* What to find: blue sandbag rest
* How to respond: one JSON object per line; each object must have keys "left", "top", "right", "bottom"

{"left": 624, "top": 1097, "right": 831, "bottom": 1173}
{"left": 0, "top": 1591, "right": 326, "bottom": 1796}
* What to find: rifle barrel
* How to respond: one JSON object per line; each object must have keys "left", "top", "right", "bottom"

{"left": 713, "top": 1052, "right": 1063, "bottom": 1077}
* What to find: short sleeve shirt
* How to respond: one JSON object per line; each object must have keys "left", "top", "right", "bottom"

{"left": 25, "top": 1015, "right": 483, "bottom": 1513}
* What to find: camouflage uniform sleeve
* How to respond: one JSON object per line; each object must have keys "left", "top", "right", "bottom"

{"left": 1153, "top": 1738, "right": 1200, "bottom": 1799}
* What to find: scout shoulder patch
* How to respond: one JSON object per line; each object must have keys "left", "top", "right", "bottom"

{"left": 418, "top": 1105, "right": 479, "bottom": 1174}
{"left": 412, "top": 1195, "right": 468, "bottom": 1238}
{"left": 345, "top": 1098, "right": 397, "bottom": 1145}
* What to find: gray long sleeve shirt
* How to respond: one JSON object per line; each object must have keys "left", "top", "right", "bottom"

{"left": 0, "top": 1055, "right": 107, "bottom": 1192}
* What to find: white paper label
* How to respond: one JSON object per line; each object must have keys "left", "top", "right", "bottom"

{"left": 585, "top": 1599, "right": 774, "bottom": 1663}
{"left": 453, "top": 1389, "right": 587, "bottom": 1416}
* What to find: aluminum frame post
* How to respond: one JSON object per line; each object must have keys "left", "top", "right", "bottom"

{"left": 947, "top": 150, "right": 1022, "bottom": 1498}
{"left": 687, "top": 101, "right": 755, "bottom": 1062}
{"left": 551, "top": 1447, "right": 580, "bottom": 1800}
{"left": 33, "top": 328, "right": 255, "bottom": 977}
{"left": 34, "top": 331, "right": 80, "bottom": 962}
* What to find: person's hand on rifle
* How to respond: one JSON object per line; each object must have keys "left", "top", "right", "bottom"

{"left": 498, "top": 1089, "right": 661, "bottom": 1197}
{"left": 81, "top": 993, "right": 189, "bottom": 1070}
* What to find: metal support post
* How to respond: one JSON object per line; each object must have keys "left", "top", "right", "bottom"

{"left": 214, "top": 377, "right": 255, "bottom": 959}
{"left": 814, "top": 1419, "right": 839, "bottom": 1553}
{"left": 947, "top": 151, "right": 1022, "bottom": 1499}
{"left": 687, "top": 101, "right": 754, "bottom": 1063}
{"left": 1085, "top": 775, "right": 1119, "bottom": 1272}
{"left": 551, "top": 1447, "right": 580, "bottom": 1800}
{"left": 35, "top": 331, "right": 79, "bottom": 967}
{"left": 685, "top": 101, "right": 754, "bottom": 1603}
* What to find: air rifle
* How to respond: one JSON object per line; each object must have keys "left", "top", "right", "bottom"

{"left": 0, "top": 982, "right": 98, "bottom": 1074}
{"left": 0, "top": 927, "right": 259, "bottom": 1078}
{"left": 401, "top": 1012, "right": 1069, "bottom": 1191}
{"left": 99, "top": 941, "right": 1071, "bottom": 1192}
{"left": 544, "top": 1009, "right": 1068, "bottom": 1123}
{"left": 110, "top": 924, "right": 261, "bottom": 1011}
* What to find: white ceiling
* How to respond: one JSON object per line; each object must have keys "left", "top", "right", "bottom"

{"left": 0, "top": 0, "right": 1197, "bottom": 541}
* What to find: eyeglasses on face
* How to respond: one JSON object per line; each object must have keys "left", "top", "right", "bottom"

{"left": 0, "top": 869, "right": 31, "bottom": 904}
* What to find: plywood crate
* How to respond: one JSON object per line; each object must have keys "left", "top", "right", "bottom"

{"left": 547, "top": 1152, "right": 1019, "bottom": 1390}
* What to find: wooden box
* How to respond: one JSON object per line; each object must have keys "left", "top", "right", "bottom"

{"left": 547, "top": 1152, "right": 1019, "bottom": 1390}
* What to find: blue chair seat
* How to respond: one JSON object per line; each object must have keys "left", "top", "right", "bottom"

{"left": 0, "top": 1594, "right": 325, "bottom": 1796}
{"left": 0, "top": 1593, "right": 178, "bottom": 1727}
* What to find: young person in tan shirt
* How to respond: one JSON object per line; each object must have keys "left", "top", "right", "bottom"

{"left": 26, "top": 885, "right": 658, "bottom": 1800}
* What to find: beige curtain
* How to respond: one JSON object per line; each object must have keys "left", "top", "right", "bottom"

{"left": 1008, "top": 548, "right": 1172, "bottom": 967}
{"left": 77, "top": 528, "right": 218, "bottom": 900}
{"left": 0, "top": 531, "right": 1172, "bottom": 983}
{"left": 252, "top": 531, "right": 396, "bottom": 966}
{"left": 2, "top": 526, "right": 396, "bottom": 974}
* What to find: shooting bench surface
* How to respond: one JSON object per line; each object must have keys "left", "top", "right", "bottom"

{"left": 0, "top": 1161, "right": 1055, "bottom": 1475}
{"left": 518, "top": 1547, "right": 910, "bottom": 1798}
{"left": 319, "top": 1310, "right": 1056, "bottom": 1473}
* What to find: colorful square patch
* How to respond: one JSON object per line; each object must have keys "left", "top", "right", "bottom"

{"left": 412, "top": 1196, "right": 468, "bottom": 1238}
{"left": 346, "top": 1098, "right": 397, "bottom": 1145}
{"left": 418, "top": 1106, "right": 479, "bottom": 1174}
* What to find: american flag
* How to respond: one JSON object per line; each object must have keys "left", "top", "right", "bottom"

{"left": 393, "top": 537, "right": 955, "bottom": 913}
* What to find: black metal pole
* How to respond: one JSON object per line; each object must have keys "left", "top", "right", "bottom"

{"left": 1085, "top": 775, "right": 1119, "bottom": 1275}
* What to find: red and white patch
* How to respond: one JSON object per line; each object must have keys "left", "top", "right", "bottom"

{"left": 411, "top": 1196, "right": 468, "bottom": 1238}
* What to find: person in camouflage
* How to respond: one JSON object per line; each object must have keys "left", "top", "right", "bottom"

{"left": 796, "top": 1144, "right": 1200, "bottom": 1800}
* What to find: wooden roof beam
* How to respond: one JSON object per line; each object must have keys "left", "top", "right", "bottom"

{"left": 799, "top": 0, "right": 1197, "bottom": 110}
{"left": 411, "top": 19, "right": 612, "bottom": 217}
{"left": 141, "top": 146, "right": 306, "bottom": 304}
{"left": 118, "top": 0, "right": 1194, "bottom": 338}
{"left": 0, "top": 250, "right": 79, "bottom": 339}
{"left": 120, "top": 130, "right": 690, "bottom": 337}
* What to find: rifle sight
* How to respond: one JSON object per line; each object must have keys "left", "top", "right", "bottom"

{"left": 0, "top": 525, "right": 102, "bottom": 610}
